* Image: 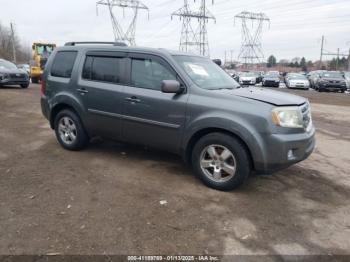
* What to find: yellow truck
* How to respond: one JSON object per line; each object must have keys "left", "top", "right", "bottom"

{"left": 30, "top": 42, "right": 56, "bottom": 83}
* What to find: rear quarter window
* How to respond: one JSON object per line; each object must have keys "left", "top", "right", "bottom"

{"left": 51, "top": 51, "right": 78, "bottom": 78}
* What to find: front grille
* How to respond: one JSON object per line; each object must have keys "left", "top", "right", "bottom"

{"left": 9, "top": 73, "right": 27, "bottom": 80}
{"left": 300, "top": 102, "right": 311, "bottom": 129}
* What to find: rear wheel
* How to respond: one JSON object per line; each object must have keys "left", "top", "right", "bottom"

{"left": 192, "top": 133, "right": 251, "bottom": 191}
{"left": 31, "top": 77, "right": 39, "bottom": 84}
{"left": 54, "top": 109, "right": 88, "bottom": 151}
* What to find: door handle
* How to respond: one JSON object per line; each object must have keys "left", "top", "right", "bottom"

{"left": 125, "top": 96, "right": 141, "bottom": 103}
{"left": 77, "top": 88, "right": 89, "bottom": 94}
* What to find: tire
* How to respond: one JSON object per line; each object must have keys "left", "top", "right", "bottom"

{"left": 31, "top": 77, "right": 39, "bottom": 84}
{"left": 191, "top": 133, "right": 251, "bottom": 191}
{"left": 20, "top": 83, "right": 29, "bottom": 88}
{"left": 54, "top": 109, "right": 88, "bottom": 151}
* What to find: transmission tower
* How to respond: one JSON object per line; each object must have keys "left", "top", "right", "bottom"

{"left": 234, "top": 11, "right": 270, "bottom": 67}
{"left": 96, "top": 0, "right": 149, "bottom": 46}
{"left": 172, "top": 0, "right": 215, "bottom": 57}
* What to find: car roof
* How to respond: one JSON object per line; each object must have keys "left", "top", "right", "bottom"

{"left": 56, "top": 44, "right": 203, "bottom": 58}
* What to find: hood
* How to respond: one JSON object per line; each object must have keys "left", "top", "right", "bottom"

{"left": 289, "top": 79, "right": 309, "bottom": 83}
{"left": 321, "top": 77, "right": 345, "bottom": 82}
{"left": 218, "top": 87, "right": 307, "bottom": 106}
{"left": 264, "top": 76, "right": 279, "bottom": 81}
{"left": 0, "top": 67, "right": 26, "bottom": 74}
{"left": 240, "top": 76, "right": 256, "bottom": 81}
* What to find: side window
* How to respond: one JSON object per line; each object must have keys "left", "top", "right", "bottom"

{"left": 131, "top": 58, "right": 176, "bottom": 90}
{"left": 82, "top": 56, "right": 93, "bottom": 79}
{"left": 51, "top": 51, "right": 78, "bottom": 78}
{"left": 82, "top": 56, "right": 123, "bottom": 84}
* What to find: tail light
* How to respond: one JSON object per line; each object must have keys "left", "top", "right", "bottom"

{"left": 40, "top": 79, "right": 44, "bottom": 97}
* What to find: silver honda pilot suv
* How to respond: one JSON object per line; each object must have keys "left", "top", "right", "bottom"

{"left": 41, "top": 42, "right": 315, "bottom": 191}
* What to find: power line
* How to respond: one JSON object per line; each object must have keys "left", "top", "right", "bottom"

{"left": 171, "top": 0, "right": 215, "bottom": 57}
{"left": 96, "top": 0, "right": 149, "bottom": 46}
{"left": 234, "top": 11, "right": 270, "bottom": 67}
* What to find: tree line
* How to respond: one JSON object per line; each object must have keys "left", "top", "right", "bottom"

{"left": 267, "top": 54, "right": 349, "bottom": 71}
{"left": 0, "top": 21, "right": 31, "bottom": 63}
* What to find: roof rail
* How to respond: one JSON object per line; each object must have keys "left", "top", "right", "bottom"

{"left": 64, "top": 41, "right": 127, "bottom": 47}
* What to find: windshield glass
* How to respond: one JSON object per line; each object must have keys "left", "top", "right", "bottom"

{"left": 37, "top": 45, "right": 53, "bottom": 56}
{"left": 321, "top": 72, "right": 343, "bottom": 78}
{"left": 265, "top": 73, "right": 279, "bottom": 77}
{"left": 173, "top": 55, "right": 240, "bottom": 90}
{"left": 288, "top": 74, "right": 307, "bottom": 80}
{"left": 0, "top": 60, "right": 17, "bottom": 70}
{"left": 344, "top": 72, "right": 350, "bottom": 78}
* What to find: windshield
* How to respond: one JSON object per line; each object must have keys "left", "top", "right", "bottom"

{"left": 265, "top": 73, "right": 279, "bottom": 78}
{"left": 37, "top": 45, "right": 53, "bottom": 56}
{"left": 288, "top": 74, "right": 307, "bottom": 80}
{"left": 173, "top": 55, "right": 240, "bottom": 90}
{"left": 321, "top": 72, "right": 343, "bottom": 78}
{"left": 0, "top": 60, "right": 17, "bottom": 70}
{"left": 344, "top": 72, "right": 350, "bottom": 78}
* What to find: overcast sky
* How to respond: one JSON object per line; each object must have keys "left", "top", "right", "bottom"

{"left": 1, "top": 0, "right": 350, "bottom": 62}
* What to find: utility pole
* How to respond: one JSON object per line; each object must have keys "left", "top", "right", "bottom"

{"left": 10, "top": 22, "right": 17, "bottom": 63}
{"left": 336, "top": 48, "right": 339, "bottom": 71}
{"left": 172, "top": 0, "right": 215, "bottom": 57}
{"left": 320, "top": 36, "right": 348, "bottom": 70}
{"left": 96, "top": 0, "right": 149, "bottom": 46}
{"left": 319, "top": 35, "right": 324, "bottom": 69}
{"left": 234, "top": 11, "right": 270, "bottom": 68}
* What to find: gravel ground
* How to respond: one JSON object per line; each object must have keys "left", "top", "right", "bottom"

{"left": 0, "top": 84, "right": 349, "bottom": 256}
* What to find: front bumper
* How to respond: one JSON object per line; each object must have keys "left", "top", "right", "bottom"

{"left": 0, "top": 79, "right": 29, "bottom": 86}
{"left": 255, "top": 126, "right": 316, "bottom": 173}
{"left": 263, "top": 80, "right": 280, "bottom": 87}
{"left": 319, "top": 83, "right": 346, "bottom": 91}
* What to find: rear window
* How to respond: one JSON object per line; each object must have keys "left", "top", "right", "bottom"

{"left": 51, "top": 51, "right": 78, "bottom": 78}
{"left": 82, "top": 56, "right": 123, "bottom": 84}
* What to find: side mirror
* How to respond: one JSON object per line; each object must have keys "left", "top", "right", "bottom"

{"left": 161, "top": 80, "right": 182, "bottom": 94}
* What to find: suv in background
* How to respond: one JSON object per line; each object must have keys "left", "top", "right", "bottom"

{"left": 0, "top": 59, "right": 30, "bottom": 88}
{"left": 314, "top": 71, "right": 347, "bottom": 92}
{"left": 41, "top": 42, "right": 315, "bottom": 191}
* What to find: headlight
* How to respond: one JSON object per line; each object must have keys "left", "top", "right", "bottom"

{"left": 272, "top": 107, "right": 303, "bottom": 128}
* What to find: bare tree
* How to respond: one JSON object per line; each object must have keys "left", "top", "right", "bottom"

{"left": 0, "top": 22, "right": 31, "bottom": 63}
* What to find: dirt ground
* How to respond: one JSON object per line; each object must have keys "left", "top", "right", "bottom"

{"left": 0, "top": 84, "right": 349, "bottom": 256}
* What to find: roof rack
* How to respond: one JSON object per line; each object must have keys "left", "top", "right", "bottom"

{"left": 64, "top": 41, "right": 127, "bottom": 47}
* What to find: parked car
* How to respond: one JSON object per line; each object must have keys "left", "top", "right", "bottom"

{"left": 262, "top": 71, "right": 280, "bottom": 87}
{"left": 314, "top": 71, "right": 347, "bottom": 92}
{"left": 41, "top": 42, "right": 315, "bottom": 191}
{"left": 0, "top": 59, "right": 30, "bottom": 88}
{"left": 239, "top": 72, "right": 257, "bottom": 85}
{"left": 285, "top": 73, "right": 310, "bottom": 90}
{"left": 343, "top": 72, "right": 350, "bottom": 90}
{"left": 308, "top": 70, "right": 325, "bottom": 89}
{"left": 17, "top": 64, "right": 31, "bottom": 76}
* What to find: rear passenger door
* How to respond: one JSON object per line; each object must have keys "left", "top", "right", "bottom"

{"left": 122, "top": 54, "right": 188, "bottom": 153}
{"left": 77, "top": 51, "right": 127, "bottom": 139}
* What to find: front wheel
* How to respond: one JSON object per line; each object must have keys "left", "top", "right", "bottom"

{"left": 192, "top": 133, "right": 251, "bottom": 191}
{"left": 20, "top": 83, "right": 29, "bottom": 88}
{"left": 54, "top": 109, "right": 88, "bottom": 151}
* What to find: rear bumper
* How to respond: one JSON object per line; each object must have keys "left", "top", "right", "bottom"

{"left": 41, "top": 96, "right": 50, "bottom": 121}
{"left": 255, "top": 127, "right": 316, "bottom": 173}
